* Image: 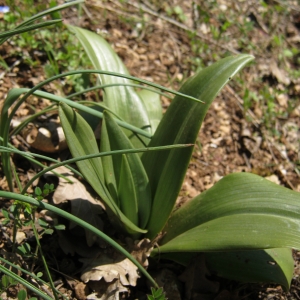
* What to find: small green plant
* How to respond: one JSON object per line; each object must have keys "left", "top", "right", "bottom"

{"left": 0, "top": 274, "right": 18, "bottom": 292}
{"left": 147, "top": 287, "right": 167, "bottom": 300}
{"left": 1, "top": 184, "right": 56, "bottom": 249}
{"left": 0, "top": 275, "right": 37, "bottom": 300}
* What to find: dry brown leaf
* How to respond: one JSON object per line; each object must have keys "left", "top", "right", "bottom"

{"left": 74, "top": 282, "right": 89, "bottom": 300}
{"left": 80, "top": 238, "right": 154, "bottom": 299}
{"left": 80, "top": 254, "right": 140, "bottom": 286}
{"left": 127, "top": 238, "right": 154, "bottom": 268}
{"left": 15, "top": 231, "right": 26, "bottom": 244}
{"left": 48, "top": 166, "right": 104, "bottom": 247}
{"left": 270, "top": 60, "right": 291, "bottom": 86}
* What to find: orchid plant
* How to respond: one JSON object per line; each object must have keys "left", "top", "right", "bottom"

{"left": 58, "top": 26, "right": 300, "bottom": 290}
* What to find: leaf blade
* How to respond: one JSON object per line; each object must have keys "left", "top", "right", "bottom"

{"left": 142, "top": 54, "right": 254, "bottom": 238}
{"left": 103, "top": 111, "right": 152, "bottom": 229}
{"left": 58, "top": 103, "right": 146, "bottom": 234}
{"left": 118, "top": 154, "right": 139, "bottom": 226}
{"left": 157, "top": 214, "right": 300, "bottom": 252}
{"left": 67, "top": 25, "right": 151, "bottom": 148}
{"left": 162, "top": 172, "right": 300, "bottom": 244}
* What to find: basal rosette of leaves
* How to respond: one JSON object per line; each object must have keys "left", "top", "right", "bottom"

{"left": 58, "top": 26, "right": 300, "bottom": 290}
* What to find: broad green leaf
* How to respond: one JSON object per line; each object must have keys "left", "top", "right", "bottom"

{"left": 142, "top": 54, "right": 254, "bottom": 238}
{"left": 100, "top": 114, "right": 119, "bottom": 205}
{"left": 161, "top": 172, "right": 300, "bottom": 244}
{"left": 118, "top": 154, "right": 139, "bottom": 226}
{"left": 58, "top": 102, "right": 105, "bottom": 185}
{"left": 205, "top": 248, "right": 294, "bottom": 291}
{"left": 137, "top": 89, "right": 163, "bottom": 134}
{"left": 156, "top": 213, "right": 300, "bottom": 252}
{"left": 103, "top": 111, "right": 152, "bottom": 229}
{"left": 67, "top": 25, "right": 151, "bottom": 148}
{"left": 58, "top": 103, "right": 146, "bottom": 234}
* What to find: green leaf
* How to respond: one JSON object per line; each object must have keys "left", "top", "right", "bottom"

{"left": 1, "top": 275, "right": 12, "bottom": 288}
{"left": 158, "top": 213, "right": 300, "bottom": 252}
{"left": 100, "top": 113, "right": 119, "bottom": 205}
{"left": 205, "top": 248, "right": 294, "bottom": 291}
{"left": 2, "top": 209, "right": 10, "bottom": 219}
{"left": 58, "top": 102, "right": 105, "bottom": 188}
{"left": 153, "top": 287, "right": 164, "bottom": 297}
{"left": 54, "top": 224, "right": 65, "bottom": 230}
{"left": 142, "top": 54, "right": 254, "bottom": 239}
{"left": 59, "top": 102, "right": 146, "bottom": 234}
{"left": 118, "top": 154, "right": 139, "bottom": 226}
{"left": 137, "top": 89, "right": 163, "bottom": 134}
{"left": 35, "top": 187, "right": 42, "bottom": 196}
{"left": 44, "top": 229, "right": 54, "bottom": 235}
{"left": 38, "top": 218, "right": 48, "bottom": 228}
{"left": 161, "top": 172, "right": 300, "bottom": 244}
{"left": 103, "top": 111, "right": 152, "bottom": 229}
{"left": 17, "top": 289, "right": 27, "bottom": 300}
{"left": 67, "top": 25, "right": 151, "bottom": 148}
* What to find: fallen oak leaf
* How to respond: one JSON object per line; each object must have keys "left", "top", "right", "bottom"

{"left": 79, "top": 238, "right": 155, "bottom": 299}
{"left": 80, "top": 253, "right": 140, "bottom": 287}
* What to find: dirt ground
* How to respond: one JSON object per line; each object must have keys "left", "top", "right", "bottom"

{"left": 0, "top": 0, "right": 300, "bottom": 299}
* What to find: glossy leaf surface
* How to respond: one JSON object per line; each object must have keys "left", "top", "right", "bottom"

{"left": 142, "top": 54, "right": 254, "bottom": 238}
{"left": 158, "top": 213, "right": 300, "bottom": 252}
{"left": 59, "top": 102, "right": 146, "bottom": 234}
{"left": 103, "top": 111, "right": 152, "bottom": 229}
{"left": 67, "top": 25, "right": 151, "bottom": 148}
{"left": 118, "top": 154, "right": 139, "bottom": 226}
{"left": 162, "top": 172, "right": 300, "bottom": 244}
